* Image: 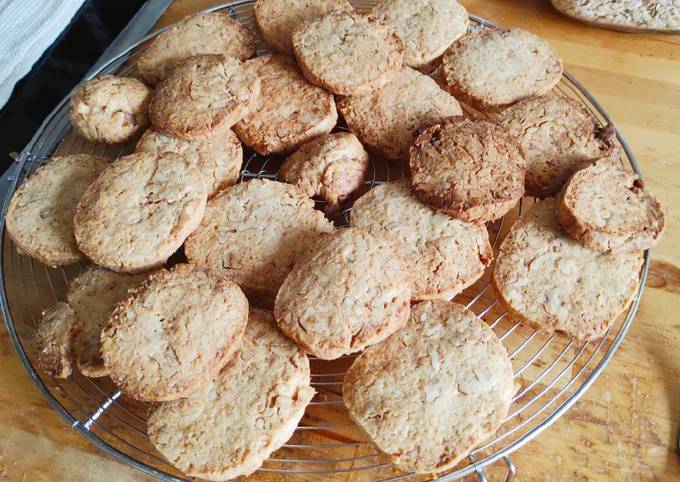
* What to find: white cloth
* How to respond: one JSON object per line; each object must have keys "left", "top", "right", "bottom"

{"left": 0, "top": 0, "right": 86, "bottom": 109}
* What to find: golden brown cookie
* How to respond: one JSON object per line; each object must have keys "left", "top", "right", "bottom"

{"left": 440, "top": 28, "right": 563, "bottom": 111}
{"left": 138, "top": 12, "right": 256, "bottom": 84}
{"left": 274, "top": 227, "right": 412, "bottom": 360}
{"left": 101, "top": 264, "right": 249, "bottom": 401}
{"left": 552, "top": 0, "right": 680, "bottom": 33}
{"left": 280, "top": 132, "right": 368, "bottom": 212}
{"left": 69, "top": 76, "right": 152, "bottom": 144}
{"left": 233, "top": 54, "right": 337, "bottom": 155}
{"left": 292, "top": 11, "right": 404, "bottom": 95}
{"left": 410, "top": 116, "right": 525, "bottom": 223}
{"left": 344, "top": 300, "right": 515, "bottom": 473}
{"left": 557, "top": 158, "right": 666, "bottom": 253}
{"left": 74, "top": 152, "right": 207, "bottom": 273}
{"left": 5, "top": 154, "right": 109, "bottom": 267}
{"left": 34, "top": 303, "right": 78, "bottom": 379}
{"left": 149, "top": 54, "right": 261, "bottom": 140}
{"left": 493, "top": 198, "right": 643, "bottom": 341}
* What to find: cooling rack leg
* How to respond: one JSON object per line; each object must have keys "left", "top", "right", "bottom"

{"left": 472, "top": 455, "right": 515, "bottom": 482}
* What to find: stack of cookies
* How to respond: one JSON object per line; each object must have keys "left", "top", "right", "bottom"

{"left": 6, "top": 1, "right": 666, "bottom": 479}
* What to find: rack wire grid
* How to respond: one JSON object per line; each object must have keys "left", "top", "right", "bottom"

{"left": 0, "top": 1, "right": 650, "bottom": 481}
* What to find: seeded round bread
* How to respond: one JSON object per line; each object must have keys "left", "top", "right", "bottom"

{"left": 410, "top": 116, "right": 525, "bottom": 223}
{"left": 69, "top": 76, "right": 152, "bottom": 144}
{"left": 101, "top": 264, "right": 249, "bottom": 401}
{"left": 497, "top": 95, "right": 617, "bottom": 197}
{"left": 557, "top": 158, "right": 666, "bottom": 253}
{"left": 351, "top": 180, "right": 493, "bottom": 300}
{"left": 338, "top": 67, "right": 462, "bottom": 161}
{"left": 292, "top": 11, "right": 405, "bottom": 95}
{"left": 440, "top": 28, "right": 563, "bottom": 111}
{"left": 67, "top": 267, "right": 150, "bottom": 378}
{"left": 254, "top": 0, "right": 353, "bottom": 54}
{"left": 34, "top": 303, "right": 78, "bottom": 379}
{"left": 274, "top": 227, "right": 412, "bottom": 360}
{"left": 280, "top": 132, "right": 369, "bottom": 213}
{"left": 185, "top": 179, "right": 334, "bottom": 300}
{"left": 135, "top": 125, "right": 243, "bottom": 196}
{"left": 5, "top": 154, "right": 109, "bottom": 267}
{"left": 343, "top": 300, "right": 515, "bottom": 473}
{"left": 73, "top": 152, "right": 207, "bottom": 273}
{"left": 372, "top": 0, "right": 468, "bottom": 70}
{"left": 493, "top": 198, "right": 643, "bottom": 341}
{"left": 552, "top": 0, "right": 680, "bottom": 33}
{"left": 149, "top": 54, "right": 261, "bottom": 140}
{"left": 137, "top": 12, "right": 256, "bottom": 84}
{"left": 148, "top": 309, "right": 314, "bottom": 480}
{"left": 233, "top": 54, "right": 337, "bottom": 155}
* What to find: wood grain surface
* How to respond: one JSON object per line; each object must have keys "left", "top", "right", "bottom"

{"left": 1, "top": 0, "right": 678, "bottom": 481}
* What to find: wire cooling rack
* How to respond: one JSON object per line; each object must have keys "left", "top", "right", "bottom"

{"left": 0, "top": 1, "right": 650, "bottom": 481}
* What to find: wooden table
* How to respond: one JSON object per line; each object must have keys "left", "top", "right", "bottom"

{"left": 1, "top": 0, "right": 678, "bottom": 480}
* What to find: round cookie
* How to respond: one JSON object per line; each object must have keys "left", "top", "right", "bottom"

{"left": 184, "top": 179, "right": 333, "bottom": 299}
{"left": 410, "top": 116, "right": 525, "bottom": 223}
{"left": 338, "top": 67, "right": 462, "bottom": 161}
{"left": 255, "top": 0, "right": 353, "bottom": 54}
{"left": 69, "top": 76, "right": 152, "bottom": 144}
{"left": 274, "top": 227, "right": 412, "bottom": 360}
{"left": 149, "top": 54, "right": 261, "bottom": 140}
{"left": 292, "top": 11, "right": 404, "bottom": 95}
{"left": 74, "top": 152, "right": 207, "bottom": 273}
{"left": 138, "top": 12, "right": 256, "bottom": 84}
{"left": 497, "top": 95, "right": 617, "bottom": 197}
{"left": 280, "top": 132, "right": 368, "bottom": 213}
{"left": 148, "top": 309, "right": 314, "bottom": 480}
{"left": 233, "top": 54, "right": 337, "bottom": 155}
{"left": 440, "top": 28, "right": 563, "bottom": 111}
{"left": 67, "top": 267, "right": 150, "bottom": 378}
{"left": 6, "top": 154, "right": 109, "bottom": 267}
{"left": 34, "top": 303, "right": 78, "bottom": 379}
{"left": 135, "top": 125, "right": 243, "bottom": 196}
{"left": 551, "top": 0, "right": 680, "bottom": 33}
{"left": 493, "top": 198, "right": 643, "bottom": 341}
{"left": 557, "top": 158, "right": 666, "bottom": 253}
{"left": 101, "top": 264, "right": 249, "bottom": 401}
{"left": 343, "top": 300, "right": 515, "bottom": 473}
{"left": 351, "top": 180, "right": 493, "bottom": 300}
{"left": 372, "top": 0, "right": 469, "bottom": 70}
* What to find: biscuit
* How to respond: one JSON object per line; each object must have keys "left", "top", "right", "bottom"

{"left": 149, "top": 54, "right": 261, "bottom": 140}
{"left": 274, "top": 227, "right": 412, "bottom": 360}
{"left": 552, "top": 0, "right": 680, "bottom": 33}
{"left": 73, "top": 152, "right": 207, "bottom": 273}
{"left": 233, "top": 54, "right": 337, "bottom": 155}
{"left": 34, "top": 303, "right": 78, "bottom": 379}
{"left": 410, "top": 116, "right": 525, "bottom": 223}
{"left": 493, "top": 198, "right": 643, "bottom": 341}
{"left": 292, "top": 11, "right": 404, "bottom": 95}
{"left": 337, "top": 67, "right": 462, "bottom": 161}
{"left": 69, "top": 76, "right": 152, "bottom": 144}
{"left": 255, "top": 0, "right": 353, "bottom": 54}
{"left": 280, "top": 132, "right": 368, "bottom": 212}
{"left": 148, "top": 309, "right": 314, "bottom": 480}
{"left": 135, "top": 125, "right": 242, "bottom": 196}
{"left": 343, "top": 300, "right": 515, "bottom": 473}
{"left": 137, "top": 12, "right": 256, "bottom": 84}
{"left": 101, "top": 264, "right": 249, "bottom": 401}
{"left": 557, "top": 158, "right": 665, "bottom": 253}
{"left": 184, "top": 179, "right": 333, "bottom": 300}
{"left": 497, "top": 95, "right": 617, "bottom": 197}
{"left": 440, "top": 28, "right": 563, "bottom": 111}
{"left": 67, "top": 267, "right": 150, "bottom": 378}
{"left": 372, "top": 0, "right": 468, "bottom": 70}
{"left": 5, "top": 154, "right": 109, "bottom": 267}
{"left": 351, "top": 180, "right": 493, "bottom": 300}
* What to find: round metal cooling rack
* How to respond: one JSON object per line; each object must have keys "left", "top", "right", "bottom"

{"left": 0, "top": 1, "right": 650, "bottom": 481}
